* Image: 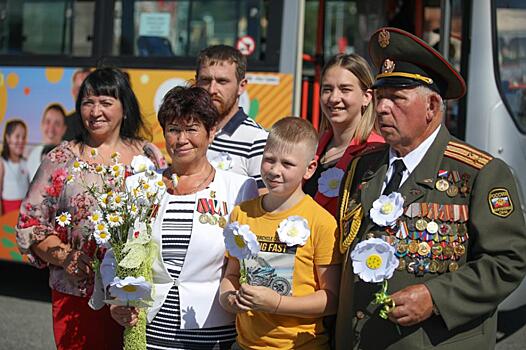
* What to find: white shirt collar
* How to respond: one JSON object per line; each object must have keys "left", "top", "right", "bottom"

{"left": 385, "top": 125, "right": 441, "bottom": 189}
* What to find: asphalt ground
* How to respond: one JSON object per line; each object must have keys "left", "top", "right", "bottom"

{"left": 1, "top": 261, "right": 526, "bottom": 350}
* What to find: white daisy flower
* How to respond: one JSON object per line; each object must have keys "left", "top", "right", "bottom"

{"left": 370, "top": 192, "right": 404, "bottom": 227}
{"left": 109, "top": 164, "right": 124, "bottom": 178}
{"left": 106, "top": 213, "right": 123, "bottom": 227}
{"left": 94, "top": 230, "right": 111, "bottom": 245}
{"left": 210, "top": 152, "right": 233, "bottom": 171}
{"left": 318, "top": 167, "right": 345, "bottom": 197}
{"left": 223, "top": 222, "right": 260, "bottom": 260}
{"left": 98, "top": 193, "right": 111, "bottom": 208}
{"left": 131, "top": 155, "right": 155, "bottom": 174}
{"left": 129, "top": 203, "right": 139, "bottom": 217}
{"left": 351, "top": 237, "right": 399, "bottom": 283}
{"left": 110, "top": 152, "right": 121, "bottom": 163}
{"left": 55, "top": 212, "right": 71, "bottom": 227}
{"left": 72, "top": 160, "right": 85, "bottom": 172}
{"left": 109, "top": 276, "right": 152, "bottom": 302}
{"left": 94, "top": 221, "right": 108, "bottom": 233}
{"left": 94, "top": 164, "right": 106, "bottom": 175}
{"left": 112, "top": 192, "right": 127, "bottom": 208}
{"left": 66, "top": 174, "right": 74, "bottom": 184}
{"left": 277, "top": 216, "right": 311, "bottom": 246}
{"left": 89, "top": 148, "right": 98, "bottom": 158}
{"left": 88, "top": 210, "right": 103, "bottom": 224}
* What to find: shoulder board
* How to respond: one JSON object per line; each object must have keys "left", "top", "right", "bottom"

{"left": 443, "top": 141, "right": 493, "bottom": 169}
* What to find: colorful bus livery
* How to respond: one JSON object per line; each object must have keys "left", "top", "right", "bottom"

{"left": 0, "top": 67, "right": 293, "bottom": 151}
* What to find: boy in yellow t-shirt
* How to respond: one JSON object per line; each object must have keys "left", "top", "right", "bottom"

{"left": 220, "top": 117, "right": 342, "bottom": 349}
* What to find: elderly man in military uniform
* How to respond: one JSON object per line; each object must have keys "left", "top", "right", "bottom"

{"left": 335, "top": 27, "right": 526, "bottom": 349}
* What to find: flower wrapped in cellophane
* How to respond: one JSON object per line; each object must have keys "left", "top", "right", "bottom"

{"left": 223, "top": 222, "right": 260, "bottom": 283}
{"left": 60, "top": 153, "right": 165, "bottom": 350}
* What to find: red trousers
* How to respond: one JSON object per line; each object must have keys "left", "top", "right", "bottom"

{"left": 52, "top": 289, "right": 123, "bottom": 350}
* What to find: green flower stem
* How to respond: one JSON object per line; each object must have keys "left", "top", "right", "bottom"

{"left": 374, "top": 280, "right": 395, "bottom": 319}
{"left": 239, "top": 259, "right": 248, "bottom": 284}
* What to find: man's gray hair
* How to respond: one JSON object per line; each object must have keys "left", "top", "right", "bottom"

{"left": 415, "top": 85, "right": 446, "bottom": 113}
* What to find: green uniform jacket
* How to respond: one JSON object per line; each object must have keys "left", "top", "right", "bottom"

{"left": 335, "top": 126, "right": 526, "bottom": 349}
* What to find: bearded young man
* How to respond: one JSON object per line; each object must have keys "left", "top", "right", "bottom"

{"left": 196, "top": 45, "right": 268, "bottom": 193}
{"left": 335, "top": 27, "right": 526, "bottom": 349}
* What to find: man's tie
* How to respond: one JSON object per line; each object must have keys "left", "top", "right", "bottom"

{"left": 383, "top": 159, "right": 406, "bottom": 195}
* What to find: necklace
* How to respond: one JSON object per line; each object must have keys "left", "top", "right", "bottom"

{"left": 320, "top": 147, "right": 347, "bottom": 164}
{"left": 167, "top": 165, "right": 215, "bottom": 195}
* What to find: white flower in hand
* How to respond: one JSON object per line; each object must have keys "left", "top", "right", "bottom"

{"left": 318, "top": 167, "right": 344, "bottom": 197}
{"left": 109, "top": 276, "right": 152, "bottom": 301}
{"left": 224, "top": 222, "right": 260, "bottom": 259}
{"left": 56, "top": 212, "right": 71, "bottom": 227}
{"left": 94, "top": 230, "right": 111, "bottom": 246}
{"left": 370, "top": 192, "right": 404, "bottom": 227}
{"left": 277, "top": 216, "right": 310, "bottom": 247}
{"left": 351, "top": 238, "right": 399, "bottom": 283}
{"left": 131, "top": 155, "right": 156, "bottom": 174}
{"left": 211, "top": 152, "right": 233, "bottom": 171}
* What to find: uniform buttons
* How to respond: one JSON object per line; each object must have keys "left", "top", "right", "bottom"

{"left": 356, "top": 310, "right": 365, "bottom": 319}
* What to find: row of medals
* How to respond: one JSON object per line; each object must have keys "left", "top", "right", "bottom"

{"left": 199, "top": 213, "right": 227, "bottom": 228}
{"left": 384, "top": 217, "right": 468, "bottom": 276}
{"left": 435, "top": 171, "right": 470, "bottom": 197}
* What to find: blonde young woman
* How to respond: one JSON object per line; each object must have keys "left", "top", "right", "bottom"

{"left": 303, "top": 54, "right": 384, "bottom": 216}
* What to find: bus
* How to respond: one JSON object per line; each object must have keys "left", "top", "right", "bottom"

{"left": 1, "top": 1, "right": 525, "bottom": 306}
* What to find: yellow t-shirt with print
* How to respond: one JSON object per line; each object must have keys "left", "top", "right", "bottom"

{"left": 229, "top": 194, "right": 342, "bottom": 350}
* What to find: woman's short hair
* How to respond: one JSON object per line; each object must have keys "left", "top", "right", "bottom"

{"left": 320, "top": 53, "right": 377, "bottom": 143}
{"left": 157, "top": 86, "right": 218, "bottom": 134}
{"left": 1, "top": 119, "right": 27, "bottom": 160}
{"left": 75, "top": 67, "right": 145, "bottom": 143}
{"left": 265, "top": 117, "right": 318, "bottom": 162}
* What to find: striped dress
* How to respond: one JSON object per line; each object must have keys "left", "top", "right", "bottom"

{"left": 146, "top": 194, "right": 236, "bottom": 350}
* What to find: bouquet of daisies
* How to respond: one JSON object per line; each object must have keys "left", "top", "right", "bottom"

{"left": 58, "top": 152, "right": 166, "bottom": 350}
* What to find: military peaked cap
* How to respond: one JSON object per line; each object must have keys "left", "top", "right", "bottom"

{"left": 369, "top": 27, "right": 466, "bottom": 99}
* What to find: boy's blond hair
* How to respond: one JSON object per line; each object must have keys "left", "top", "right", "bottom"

{"left": 265, "top": 117, "right": 318, "bottom": 162}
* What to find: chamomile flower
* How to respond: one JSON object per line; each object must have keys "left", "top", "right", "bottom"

{"left": 131, "top": 155, "right": 155, "bottom": 174}
{"left": 110, "top": 152, "right": 121, "bottom": 163}
{"left": 112, "top": 192, "right": 127, "bottom": 208}
{"left": 109, "top": 164, "right": 124, "bottom": 178}
{"left": 88, "top": 210, "right": 103, "bottom": 224}
{"left": 89, "top": 148, "right": 98, "bottom": 158}
{"left": 318, "top": 167, "right": 345, "bottom": 198}
{"left": 370, "top": 192, "right": 404, "bottom": 227}
{"left": 72, "top": 160, "right": 85, "bottom": 172}
{"left": 99, "top": 193, "right": 111, "bottom": 208}
{"left": 277, "top": 216, "right": 311, "bottom": 246}
{"left": 107, "top": 213, "right": 124, "bottom": 227}
{"left": 66, "top": 174, "right": 75, "bottom": 184}
{"left": 223, "top": 222, "right": 260, "bottom": 260}
{"left": 94, "top": 230, "right": 111, "bottom": 246}
{"left": 94, "top": 164, "right": 106, "bottom": 175}
{"left": 351, "top": 238, "right": 399, "bottom": 283}
{"left": 55, "top": 212, "right": 71, "bottom": 227}
{"left": 94, "top": 221, "right": 108, "bottom": 233}
{"left": 109, "top": 276, "right": 152, "bottom": 302}
{"left": 129, "top": 203, "right": 139, "bottom": 217}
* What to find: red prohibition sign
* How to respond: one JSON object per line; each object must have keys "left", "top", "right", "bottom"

{"left": 236, "top": 35, "right": 256, "bottom": 56}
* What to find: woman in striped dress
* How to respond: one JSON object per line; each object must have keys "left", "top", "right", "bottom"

{"left": 105, "top": 86, "right": 258, "bottom": 349}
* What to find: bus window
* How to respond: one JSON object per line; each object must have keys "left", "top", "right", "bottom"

{"left": 495, "top": 0, "right": 526, "bottom": 133}
{"left": 0, "top": 0, "right": 94, "bottom": 56}
{"left": 113, "top": 0, "right": 269, "bottom": 59}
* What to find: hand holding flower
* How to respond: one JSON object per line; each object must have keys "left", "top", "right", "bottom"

{"left": 387, "top": 284, "right": 434, "bottom": 326}
{"left": 236, "top": 283, "right": 281, "bottom": 313}
{"left": 62, "top": 249, "right": 94, "bottom": 283}
{"left": 110, "top": 304, "right": 140, "bottom": 328}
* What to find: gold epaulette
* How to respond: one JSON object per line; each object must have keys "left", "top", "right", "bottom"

{"left": 444, "top": 141, "right": 493, "bottom": 170}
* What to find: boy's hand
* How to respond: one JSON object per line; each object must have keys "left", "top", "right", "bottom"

{"left": 236, "top": 283, "right": 281, "bottom": 313}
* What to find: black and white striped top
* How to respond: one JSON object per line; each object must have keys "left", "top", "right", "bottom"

{"left": 146, "top": 194, "right": 236, "bottom": 350}
{"left": 207, "top": 108, "right": 268, "bottom": 189}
